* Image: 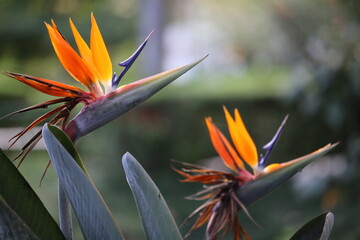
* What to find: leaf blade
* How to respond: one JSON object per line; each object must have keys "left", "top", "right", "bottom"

{"left": 0, "top": 196, "right": 40, "bottom": 240}
{"left": 290, "top": 212, "right": 334, "bottom": 240}
{"left": 122, "top": 152, "right": 183, "bottom": 240}
{"left": 42, "top": 124, "right": 123, "bottom": 240}
{"left": 0, "top": 150, "right": 65, "bottom": 240}
{"left": 46, "top": 124, "right": 88, "bottom": 175}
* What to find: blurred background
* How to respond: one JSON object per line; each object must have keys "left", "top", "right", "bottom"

{"left": 0, "top": 0, "right": 359, "bottom": 239}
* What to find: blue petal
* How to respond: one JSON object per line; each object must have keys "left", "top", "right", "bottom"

{"left": 111, "top": 72, "right": 117, "bottom": 83}
{"left": 259, "top": 114, "right": 288, "bottom": 167}
{"left": 112, "top": 30, "right": 154, "bottom": 87}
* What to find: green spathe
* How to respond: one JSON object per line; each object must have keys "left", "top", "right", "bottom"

{"left": 237, "top": 143, "right": 338, "bottom": 205}
{"left": 65, "top": 56, "right": 207, "bottom": 142}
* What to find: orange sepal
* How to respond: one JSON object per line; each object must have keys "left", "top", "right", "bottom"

{"left": 224, "top": 107, "right": 258, "bottom": 168}
{"left": 4, "top": 72, "right": 88, "bottom": 98}
{"left": 69, "top": 18, "right": 93, "bottom": 66}
{"left": 205, "top": 117, "right": 245, "bottom": 171}
{"left": 90, "top": 13, "right": 112, "bottom": 85}
{"left": 45, "top": 21, "right": 102, "bottom": 96}
{"left": 70, "top": 18, "right": 104, "bottom": 86}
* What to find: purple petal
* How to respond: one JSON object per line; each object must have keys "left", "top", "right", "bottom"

{"left": 112, "top": 30, "right": 154, "bottom": 87}
{"left": 259, "top": 114, "right": 288, "bottom": 167}
{"left": 111, "top": 72, "right": 117, "bottom": 83}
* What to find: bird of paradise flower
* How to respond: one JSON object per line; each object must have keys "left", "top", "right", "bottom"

{"left": 174, "top": 107, "right": 336, "bottom": 240}
{"left": 2, "top": 13, "right": 203, "bottom": 165}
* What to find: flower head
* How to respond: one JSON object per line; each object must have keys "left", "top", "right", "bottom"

{"left": 2, "top": 14, "right": 163, "bottom": 163}
{"left": 175, "top": 107, "right": 334, "bottom": 240}
{"left": 206, "top": 106, "right": 288, "bottom": 176}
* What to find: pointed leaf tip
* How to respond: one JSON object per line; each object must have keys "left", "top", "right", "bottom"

{"left": 43, "top": 124, "right": 124, "bottom": 240}
{"left": 290, "top": 212, "right": 334, "bottom": 240}
{"left": 122, "top": 153, "right": 183, "bottom": 240}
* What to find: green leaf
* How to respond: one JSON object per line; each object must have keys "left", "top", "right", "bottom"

{"left": 46, "top": 124, "right": 88, "bottom": 175}
{"left": 58, "top": 185, "right": 73, "bottom": 240}
{"left": 42, "top": 124, "right": 124, "bottom": 240}
{"left": 237, "top": 143, "right": 338, "bottom": 205}
{"left": 65, "top": 56, "right": 207, "bottom": 142}
{"left": 122, "top": 152, "right": 183, "bottom": 240}
{"left": 47, "top": 121, "right": 89, "bottom": 240}
{"left": 0, "top": 149, "right": 65, "bottom": 240}
{"left": 290, "top": 212, "right": 334, "bottom": 240}
{"left": 0, "top": 196, "right": 39, "bottom": 240}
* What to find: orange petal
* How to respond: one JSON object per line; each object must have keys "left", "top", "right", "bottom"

{"left": 205, "top": 117, "right": 244, "bottom": 171}
{"left": 69, "top": 18, "right": 93, "bottom": 65}
{"left": 45, "top": 21, "right": 102, "bottom": 96}
{"left": 70, "top": 18, "right": 105, "bottom": 89}
{"left": 4, "top": 72, "right": 86, "bottom": 98}
{"left": 224, "top": 107, "right": 258, "bottom": 168}
{"left": 90, "top": 13, "right": 112, "bottom": 85}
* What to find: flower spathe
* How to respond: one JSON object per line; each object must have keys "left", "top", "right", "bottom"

{"left": 175, "top": 107, "right": 335, "bottom": 240}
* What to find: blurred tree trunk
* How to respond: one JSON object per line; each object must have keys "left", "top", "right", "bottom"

{"left": 137, "top": 0, "right": 166, "bottom": 76}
